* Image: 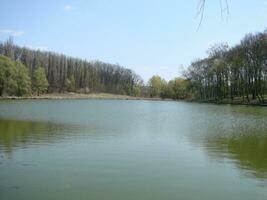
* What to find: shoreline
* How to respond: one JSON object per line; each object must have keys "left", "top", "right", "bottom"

{"left": 0, "top": 93, "right": 266, "bottom": 106}
{"left": 0, "top": 92, "right": 163, "bottom": 101}
{"left": 188, "top": 99, "right": 267, "bottom": 107}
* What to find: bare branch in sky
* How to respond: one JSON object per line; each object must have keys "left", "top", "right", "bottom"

{"left": 197, "top": 0, "right": 229, "bottom": 29}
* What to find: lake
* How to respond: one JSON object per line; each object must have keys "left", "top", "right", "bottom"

{"left": 0, "top": 100, "right": 266, "bottom": 200}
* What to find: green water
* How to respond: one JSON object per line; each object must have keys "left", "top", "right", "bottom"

{"left": 0, "top": 100, "right": 266, "bottom": 200}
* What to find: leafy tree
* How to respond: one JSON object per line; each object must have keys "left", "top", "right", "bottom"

{"left": 0, "top": 55, "right": 17, "bottom": 96}
{"left": 16, "top": 62, "right": 31, "bottom": 96}
{"left": 33, "top": 67, "right": 49, "bottom": 95}
{"left": 148, "top": 75, "right": 167, "bottom": 97}
{"left": 5, "top": 77, "right": 17, "bottom": 96}
{"left": 65, "top": 75, "right": 76, "bottom": 92}
{"left": 0, "top": 39, "right": 143, "bottom": 96}
{"left": 132, "top": 85, "right": 141, "bottom": 97}
{"left": 0, "top": 55, "right": 31, "bottom": 96}
{"left": 185, "top": 31, "right": 267, "bottom": 104}
{"left": 172, "top": 78, "right": 189, "bottom": 99}
{"left": 162, "top": 80, "right": 175, "bottom": 98}
{"left": 159, "top": 78, "right": 190, "bottom": 100}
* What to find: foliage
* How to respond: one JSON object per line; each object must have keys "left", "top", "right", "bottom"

{"left": 0, "top": 55, "right": 16, "bottom": 95}
{"left": 65, "top": 75, "right": 76, "bottom": 92}
{"left": 148, "top": 75, "right": 167, "bottom": 97}
{"left": 33, "top": 67, "right": 49, "bottom": 95}
{"left": 185, "top": 31, "right": 267, "bottom": 103}
{"left": 170, "top": 78, "right": 189, "bottom": 99}
{"left": 147, "top": 75, "right": 190, "bottom": 100}
{"left": 0, "top": 39, "right": 143, "bottom": 96}
{"left": 132, "top": 85, "right": 141, "bottom": 97}
{"left": 0, "top": 55, "right": 31, "bottom": 96}
{"left": 16, "top": 62, "right": 31, "bottom": 96}
{"left": 147, "top": 30, "right": 267, "bottom": 103}
{"left": 1, "top": 29, "right": 267, "bottom": 102}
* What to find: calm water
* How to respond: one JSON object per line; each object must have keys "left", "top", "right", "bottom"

{"left": 0, "top": 100, "right": 267, "bottom": 200}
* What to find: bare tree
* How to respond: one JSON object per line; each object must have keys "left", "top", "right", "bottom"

{"left": 197, "top": 0, "right": 229, "bottom": 29}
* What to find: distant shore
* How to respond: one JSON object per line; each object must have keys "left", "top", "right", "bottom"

{"left": 191, "top": 98, "right": 267, "bottom": 107}
{"left": 0, "top": 93, "right": 266, "bottom": 106}
{"left": 0, "top": 92, "right": 162, "bottom": 101}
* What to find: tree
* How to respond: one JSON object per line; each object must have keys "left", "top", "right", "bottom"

{"left": 16, "top": 62, "right": 31, "bottom": 96}
{"left": 0, "top": 55, "right": 31, "bottom": 96}
{"left": 148, "top": 75, "right": 167, "bottom": 97}
{"left": 132, "top": 85, "right": 141, "bottom": 97}
{"left": 65, "top": 74, "right": 76, "bottom": 92}
{"left": 0, "top": 39, "right": 143, "bottom": 96}
{"left": 33, "top": 67, "right": 49, "bottom": 95}
{"left": 184, "top": 30, "right": 267, "bottom": 104}
{"left": 198, "top": 0, "right": 229, "bottom": 28}
{"left": 172, "top": 78, "right": 189, "bottom": 99}
{"left": 0, "top": 55, "right": 17, "bottom": 96}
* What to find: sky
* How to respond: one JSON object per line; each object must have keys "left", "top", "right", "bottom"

{"left": 0, "top": 0, "right": 267, "bottom": 82}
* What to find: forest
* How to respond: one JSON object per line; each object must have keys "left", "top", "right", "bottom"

{"left": 0, "top": 29, "right": 267, "bottom": 104}
{"left": 0, "top": 38, "right": 143, "bottom": 97}
{"left": 148, "top": 30, "right": 267, "bottom": 104}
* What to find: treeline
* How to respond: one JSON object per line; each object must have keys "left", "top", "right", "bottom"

{"left": 1, "top": 29, "right": 267, "bottom": 103}
{"left": 147, "top": 75, "right": 190, "bottom": 100}
{"left": 147, "top": 30, "right": 267, "bottom": 104}
{"left": 0, "top": 55, "right": 49, "bottom": 96}
{"left": 186, "top": 30, "right": 267, "bottom": 103}
{"left": 0, "top": 38, "right": 143, "bottom": 96}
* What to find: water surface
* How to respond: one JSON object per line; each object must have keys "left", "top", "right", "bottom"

{"left": 0, "top": 100, "right": 267, "bottom": 200}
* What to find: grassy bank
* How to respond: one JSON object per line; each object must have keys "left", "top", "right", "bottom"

{"left": 191, "top": 96, "right": 267, "bottom": 107}
{"left": 1, "top": 93, "right": 266, "bottom": 106}
{"left": 0, "top": 92, "right": 161, "bottom": 101}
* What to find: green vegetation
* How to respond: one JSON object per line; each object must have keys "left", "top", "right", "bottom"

{"left": 0, "top": 55, "right": 31, "bottom": 96}
{"left": 65, "top": 75, "right": 76, "bottom": 92}
{"left": 148, "top": 75, "right": 166, "bottom": 97}
{"left": 33, "top": 67, "right": 49, "bottom": 95}
{"left": 166, "top": 78, "right": 190, "bottom": 100}
{"left": 0, "top": 55, "right": 49, "bottom": 97}
{"left": 0, "top": 38, "right": 142, "bottom": 96}
{"left": 147, "top": 76, "right": 190, "bottom": 99}
{"left": 0, "top": 55, "right": 16, "bottom": 95}
{"left": 184, "top": 31, "right": 267, "bottom": 104}
{"left": 16, "top": 62, "right": 31, "bottom": 96}
{"left": 0, "top": 29, "right": 267, "bottom": 105}
{"left": 147, "top": 30, "right": 267, "bottom": 104}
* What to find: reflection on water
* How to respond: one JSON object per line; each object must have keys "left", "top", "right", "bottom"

{"left": 188, "top": 104, "right": 267, "bottom": 181}
{"left": 0, "top": 100, "right": 267, "bottom": 200}
{"left": 0, "top": 119, "right": 79, "bottom": 156}
{"left": 204, "top": 133, "right": 267, "bottom": 180}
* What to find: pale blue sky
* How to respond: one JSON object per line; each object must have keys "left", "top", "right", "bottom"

{"left": 0, "top": 0, "right": 266, "bottom": 81}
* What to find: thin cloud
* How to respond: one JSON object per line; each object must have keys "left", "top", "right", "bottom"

{"left": 0, "top": 29, "right": 24, "bottom": 37}
{"left": 64, "top": 5, "right": 72, "bottom": 11}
